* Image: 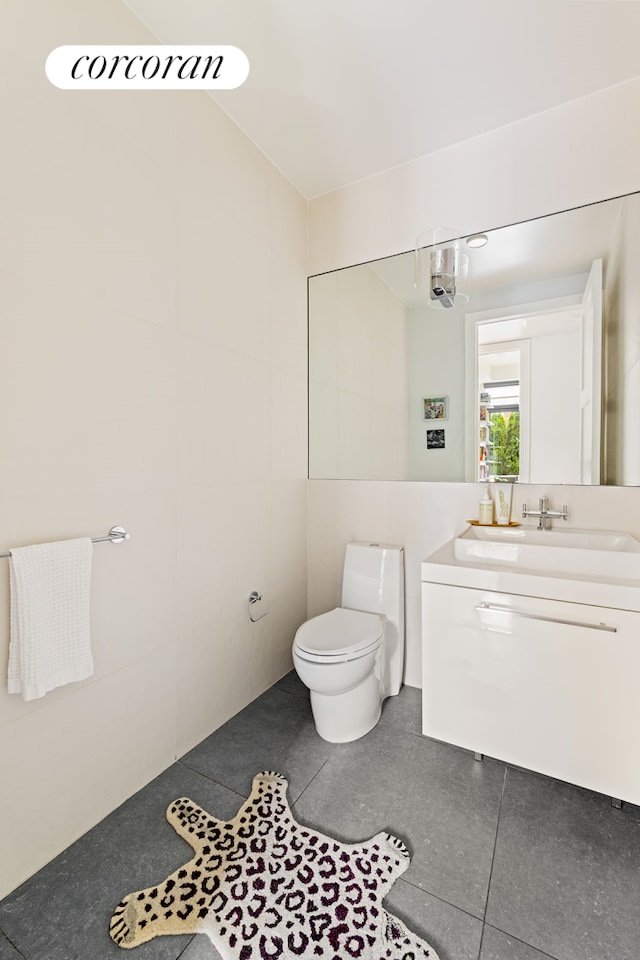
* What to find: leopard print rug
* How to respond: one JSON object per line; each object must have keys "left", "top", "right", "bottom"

{"left": 110, "top": 770, "right": 439, "bottom": 959}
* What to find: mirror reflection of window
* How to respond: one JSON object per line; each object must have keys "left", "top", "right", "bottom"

{"left": 478, "top": 345, "right": 526, "bottom": 482}
{"left": 478, "top": 374, "right": 521, "bottom": 482}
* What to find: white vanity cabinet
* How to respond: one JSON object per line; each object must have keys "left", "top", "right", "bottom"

{"left": 422, "top": 581, "right": 640, "bottom": 804}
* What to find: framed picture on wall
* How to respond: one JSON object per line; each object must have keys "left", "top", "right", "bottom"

{"left": 423, "top": 396, "right": 448, "bottom": 421}
{"left": 426, "top": 429, "right": 445, "bottom": 449}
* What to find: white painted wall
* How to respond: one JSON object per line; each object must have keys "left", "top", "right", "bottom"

{"left": 307, "top": 77, "right": 640, "bottom": 689}
{"left": 309, "top": 264, "right": 409, "bottom": 479}
{"left": 0, "top": 0, "right": 308, "bottom": 898}
{"left": 408, "top": 306, "right": 466, "bottom": 481}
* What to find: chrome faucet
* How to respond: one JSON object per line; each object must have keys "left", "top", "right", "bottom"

{"left": 521, "top": 497, "right": 568, "bottom": 531}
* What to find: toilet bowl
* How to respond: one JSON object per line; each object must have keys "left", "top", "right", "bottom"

{"left": 293, "top": 542, "right": 404, "bottom": 743}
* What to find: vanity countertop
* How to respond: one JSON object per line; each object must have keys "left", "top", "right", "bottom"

{"left": 422, "top": 534, "right": 640, "bottom": 613}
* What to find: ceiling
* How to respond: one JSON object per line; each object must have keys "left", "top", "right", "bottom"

{"left": 124, "top": 0, "right": 640, "bottom": 199}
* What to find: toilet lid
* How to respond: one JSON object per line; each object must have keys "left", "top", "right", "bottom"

{"left": 294, "top": 607, "right": 383, "bottom": 660}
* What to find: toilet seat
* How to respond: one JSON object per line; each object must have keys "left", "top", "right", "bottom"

{"left": 294, "top": 607, "right": 383, "bottom": 664}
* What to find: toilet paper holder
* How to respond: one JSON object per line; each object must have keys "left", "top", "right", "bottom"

{"left": 248, "top": 590, "right": 272, "bottom": 622}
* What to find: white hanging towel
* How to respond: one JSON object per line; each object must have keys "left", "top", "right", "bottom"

{"left": 7, "top": 538, "right": 93, "bottom": 701}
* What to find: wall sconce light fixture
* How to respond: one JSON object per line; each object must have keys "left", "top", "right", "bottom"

{"left": 415, "top": 227, "right": 470, "bottom": 309}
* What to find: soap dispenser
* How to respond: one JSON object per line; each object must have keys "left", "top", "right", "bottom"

{"left": 479, "top": 486, "right": 493, "bottom": 525}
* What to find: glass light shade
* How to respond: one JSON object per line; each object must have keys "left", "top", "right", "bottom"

{"left": 466, "top": 233, "right": 488, "bottom": 248}
{"left": 415, "top": 227, "right": 470, "bottom": 309}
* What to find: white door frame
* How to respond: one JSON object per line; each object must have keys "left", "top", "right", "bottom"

{"left": 464, "top": 295, "right": 582, "bottom": 482}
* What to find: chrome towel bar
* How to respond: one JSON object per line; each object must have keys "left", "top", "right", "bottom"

{"left": 0, "top": 525, "right": 130, "bottom": 559}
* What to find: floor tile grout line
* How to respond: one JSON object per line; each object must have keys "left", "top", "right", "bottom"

{"left": 400, "top": 875, "right": 562, "bottom": 960}
{"left": 290, "top": 750, "right": 338, "bottom": 808}
{"left": 175, "top": 934, "right": 198, "bottom": 960}
{"left": 175, "top": 758, "right": 251, "bottom": 803}
{"left": 480, "top": 763, "right": 509, "bottom": 937}
{"left": 399, "top": 874, "right": 486, "bottom": 926}
{"left": 382, "top": 721, "right": 510, "bottom": 774}
{"left": 0, "top": 929, "right": 27, "bottom": 959}
{"left": 481, "top": 921, "right": 563, "bottom": 960}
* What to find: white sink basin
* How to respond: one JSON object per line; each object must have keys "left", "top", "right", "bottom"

{"left": 454, "top": 525, "right": 640, "bottom": 579}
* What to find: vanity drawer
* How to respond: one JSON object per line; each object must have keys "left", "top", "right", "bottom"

{"left": 422, "top": 582, "right": 640, "bottom": 803}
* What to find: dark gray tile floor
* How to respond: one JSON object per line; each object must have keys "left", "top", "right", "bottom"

{"left": 1, "top": 673, "right": 640, "bottom": 960}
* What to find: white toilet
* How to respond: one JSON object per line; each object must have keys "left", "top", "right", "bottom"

{"left": 293, "top": 541, "right": 404, "bottom": 743}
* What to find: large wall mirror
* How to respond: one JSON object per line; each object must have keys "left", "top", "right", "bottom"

{"left": 308, "top": 191, "right": 640, "bottom": 485}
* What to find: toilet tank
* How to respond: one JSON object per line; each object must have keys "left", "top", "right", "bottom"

{"left": 341, "top": 542, "right": 405, "bottom": 695}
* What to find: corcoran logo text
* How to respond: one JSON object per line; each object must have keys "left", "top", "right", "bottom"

{"left": 46, "top": 45, "right": 249, "bottom": 90}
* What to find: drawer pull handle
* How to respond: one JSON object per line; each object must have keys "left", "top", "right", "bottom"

{"left": 474, "top": 602, "right": 617, "bottom": 633}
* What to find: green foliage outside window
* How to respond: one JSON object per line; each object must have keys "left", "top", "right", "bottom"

{"left": 490, "top": 412, "right": 520, "bottom": 478}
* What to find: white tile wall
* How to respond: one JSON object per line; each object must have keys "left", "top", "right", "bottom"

{"left": 0, "top": 0, "right": 308, "bottom": 898}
